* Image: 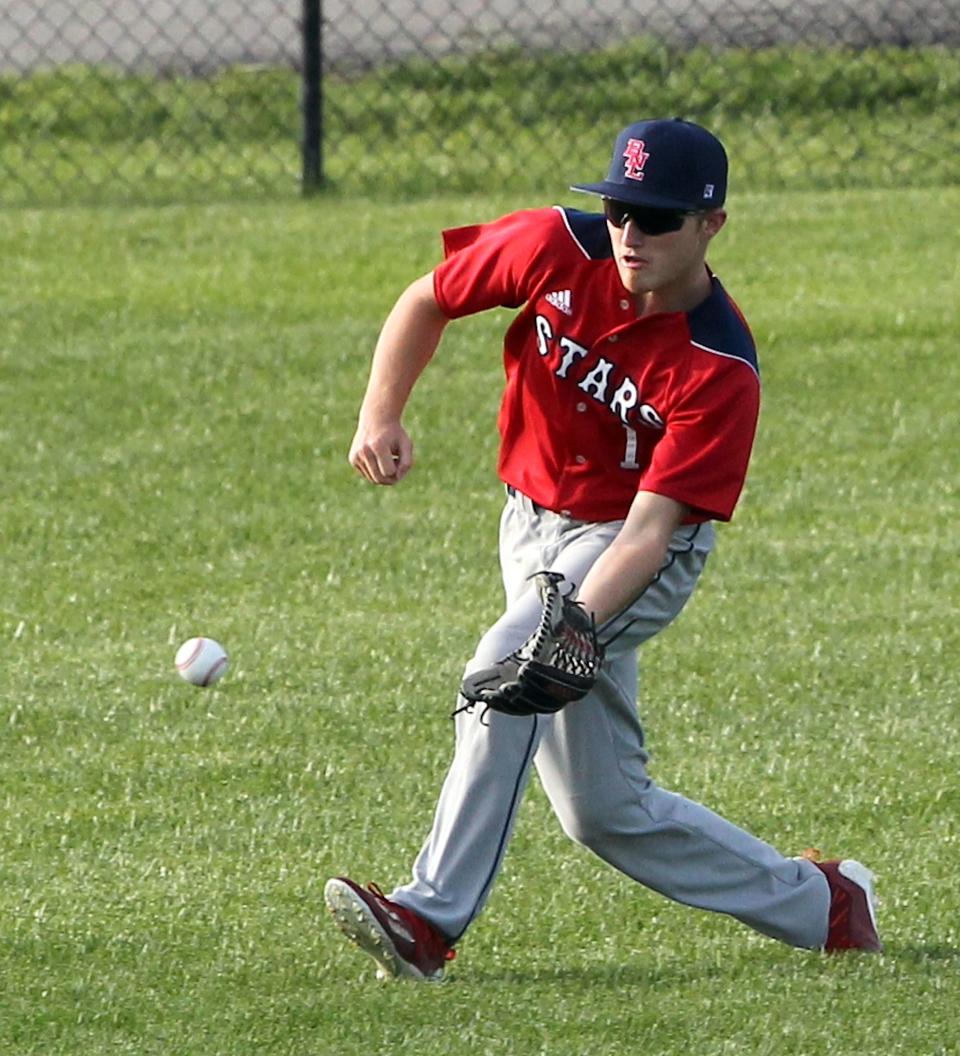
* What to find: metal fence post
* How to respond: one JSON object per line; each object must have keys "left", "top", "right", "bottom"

{"left": 302, "top": 0, "right": 323, "bottom": 194}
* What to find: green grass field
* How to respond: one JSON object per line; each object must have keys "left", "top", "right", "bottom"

{"left": 1, "top": 185, "right": 959, "bottom": 1054}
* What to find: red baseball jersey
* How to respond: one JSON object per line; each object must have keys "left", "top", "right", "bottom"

{"left": 433, "top": 206, "right": 760, "bottom": 524}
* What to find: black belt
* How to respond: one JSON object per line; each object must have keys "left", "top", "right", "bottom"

{"left": 506, "top": 484, "right": 545, "bottom": 514}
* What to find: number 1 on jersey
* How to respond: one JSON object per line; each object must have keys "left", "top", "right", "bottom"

{"left": 620, "top": 425, "right": 640, "bottom": 469}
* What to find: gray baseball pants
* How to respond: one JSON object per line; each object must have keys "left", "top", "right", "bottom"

{"left": 392, "top": 488, "right": 830, "bottom": 948}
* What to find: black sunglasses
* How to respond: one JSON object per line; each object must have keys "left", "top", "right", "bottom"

{"left": 602, "top": 198, "right": 697, "bottom": 235}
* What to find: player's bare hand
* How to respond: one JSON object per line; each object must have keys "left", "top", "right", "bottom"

{"left": 348, "top": 421, "right": 414, "bottom": 485}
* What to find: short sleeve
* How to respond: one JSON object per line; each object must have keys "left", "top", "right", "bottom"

{"left": 639, "top": 361, "right": 760, "bottom": 522}
{"left": 433, "top": 208, "right": 558, "bottom": 318}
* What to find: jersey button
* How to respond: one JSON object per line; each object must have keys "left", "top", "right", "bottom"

{"left": 619, "top": 299, "right": 630, "bottom": 310}
{"left": 576, "top": 401, "right": 587, "bottom": 412}
{"left": 608, "top": 334, "right": 619, "bottom": 343}
{"left": 575, "top": 455, "right": 586, "bottom": 464}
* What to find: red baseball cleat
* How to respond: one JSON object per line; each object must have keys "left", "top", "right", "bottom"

{"left": 324, "top": 877, "right": 457, "bottom": 981}
{"left": 809, "top": 857, "right": 883, "bottom": 952}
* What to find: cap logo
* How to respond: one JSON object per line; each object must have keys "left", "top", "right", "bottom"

{"left": 703, "top": 184, "right": 715, "bottom": 199}
{"left": 622, "top": 138, "right": 650, "bottom": 182}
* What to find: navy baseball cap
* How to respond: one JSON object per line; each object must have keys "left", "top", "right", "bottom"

{"left": 571, "top": 118, "right": 727, "bottom": 211}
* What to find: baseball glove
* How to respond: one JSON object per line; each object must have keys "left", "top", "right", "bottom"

{"left": 459, "top": 571, "right": 603, "bottom": 717}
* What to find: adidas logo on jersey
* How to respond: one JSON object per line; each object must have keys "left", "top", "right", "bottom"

{"left": 545, "top": 289, "right": 573, "bottom": 315}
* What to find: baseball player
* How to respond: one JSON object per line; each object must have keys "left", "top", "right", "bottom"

{"left": 326, "top": 118, "right": 881, "bottom": 981}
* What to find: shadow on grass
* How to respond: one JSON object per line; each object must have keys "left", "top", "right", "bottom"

{"left": 892, "top": 944, "right": 960, "bottom": 964}
{"left": 463, "top": 942, "right": 960, "bottom": 986}
{"left": 465, "top": 961, "right": 732, "bottom": 988}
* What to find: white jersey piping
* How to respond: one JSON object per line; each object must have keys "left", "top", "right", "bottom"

{"left": 553, "top": 205, "right": 592, "bottom": 260}
{"left": 690, "top": 340, "right": 760, "bottom": 379}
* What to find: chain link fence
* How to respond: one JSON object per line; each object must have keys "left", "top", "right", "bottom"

{"left": 1, "top": 1, "right": 958, "bottom": 206}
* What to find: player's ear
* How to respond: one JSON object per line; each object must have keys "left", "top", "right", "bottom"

{"left": 701, "top": 209, "right": 727, "bottom": 238}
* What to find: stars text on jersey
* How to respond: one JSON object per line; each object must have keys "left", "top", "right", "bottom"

{"left": 534, "top": 312, "right": 665, "bottom": 431}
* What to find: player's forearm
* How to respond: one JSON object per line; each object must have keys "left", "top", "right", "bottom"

{"left": 575, "top": 490, "right": 689, "bottom": 625}
{"left": 576, "top": 537, "right": 668, "bottom": 626}
{"left": 358, "top": 273, "right": 449, "bottom": 424}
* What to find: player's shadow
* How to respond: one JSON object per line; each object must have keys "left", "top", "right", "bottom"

{"left": 894, "top": 943, "right": 960, "bottom": 964}
{"left": 468, "top": 961, "right": 722, "bottom": 988}
{"left": 467, "top": 942, "right": 960, "bottom": 986}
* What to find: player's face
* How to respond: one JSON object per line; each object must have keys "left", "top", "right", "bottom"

{"left": 605, "top": 203, "right": 726, "bottom": 310}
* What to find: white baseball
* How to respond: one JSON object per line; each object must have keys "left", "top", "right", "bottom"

{"left": 175, "top": 637, "right": 229, "bottom": 686}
